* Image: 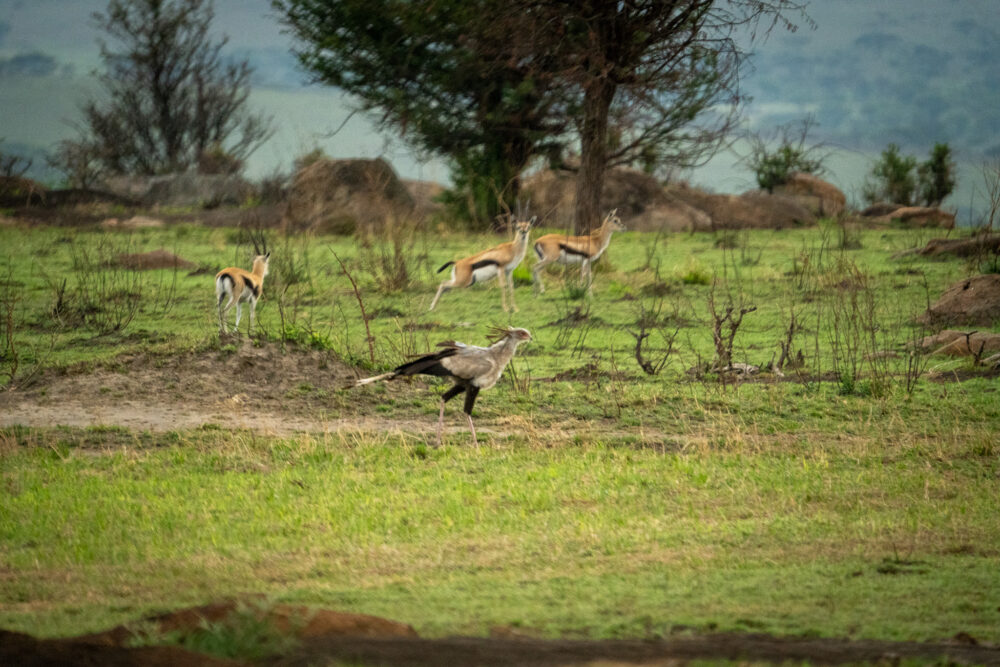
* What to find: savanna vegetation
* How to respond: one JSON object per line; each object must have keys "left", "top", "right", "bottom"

{"left": 2, "top": 211, "right": 999, "bottom": 658}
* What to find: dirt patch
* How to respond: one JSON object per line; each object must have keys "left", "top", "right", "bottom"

{"left": 0, "top": 339, "right": 363, "bottom": 436}
{"left": 0, "top": 339, "right": 500, "bottom": 439}
{"left": 6, "top": 626, "right": 998, "bottom": 667}
{"left": 115, "top": 248, "right": 196, "bottom": 270}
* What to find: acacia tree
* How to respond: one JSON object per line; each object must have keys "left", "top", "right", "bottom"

{"left": 57, "top": 0, "right": 271, "bottom": 178}
{"left": 275, "top": 0, "right": 805, "bottom": 230}
{"left": 496, "top": 0, "right": 808, "bottom": 230}
{"left": 274, "top": 0, "right": 571, "bottom": 224}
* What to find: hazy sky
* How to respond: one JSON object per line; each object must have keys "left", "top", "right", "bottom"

{"left": 1, "top": 0, "right": 998, "bottom": 219}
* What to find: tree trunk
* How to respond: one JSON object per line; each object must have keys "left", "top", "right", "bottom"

{"left": 573, "top": 80, "right": 616, "bottom": 233}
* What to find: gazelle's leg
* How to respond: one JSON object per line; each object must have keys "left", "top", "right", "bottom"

{"left": 506, "top": 268, "right": 518, "bottom": 312}
{"left": 248, "top": 298, "right": 256, "bottom": 335}
{"left": 532, "top": 258, "right": 549, "bottom": 294}
{"left": 429, "top": 282, "right": 451, "bottom": 311}
{"left": 497, "top": 270, "right": 509, "bottom": 312}
{"left": 234, "top": 302, "right": 243, "bottom": 331}
{"left": 218, "top": 292, "right": 236, "bottom": 333}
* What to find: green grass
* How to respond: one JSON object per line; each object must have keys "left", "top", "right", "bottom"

{"left": 1, "top": 426, "right": 999, "bottom": 643}
{"left": 1, "top": 217, "right": 999, "bottom": 648}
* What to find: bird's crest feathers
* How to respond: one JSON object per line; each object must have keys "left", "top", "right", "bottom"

{"left": 486, "top": 326, "right": 532, "bottom": 344}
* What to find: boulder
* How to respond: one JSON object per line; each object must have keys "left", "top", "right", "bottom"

{"left": 103, "top": 173, "right": 253, "bottom": 208}
{"left": 859, "top": 202, "right": 901, "bottom": 217}
{"left": 522, "top": 167, "right": 710, "bottom": 231}
{"left": 670, "top": 186, "right": 816, "bottom": 230}
{"left": 403, "top": 178, "right": 446, "bottom": 219}
{"left": 911, "top": 234, "right": 1000, "bottom": 258}
{"left": 874, "top": 206, "right": 955, "bottom": 228}
{"left": 918, "top": 274, "right": 1000, "bottom": 327}
{"left": 771, "top": 172, "right": 846, "bottom": 218}
{"left": 916, "top": 329, "right": 1000, "bottom": 357}
{"left": 282, "top": 157, "right": 415, "bottom": 233}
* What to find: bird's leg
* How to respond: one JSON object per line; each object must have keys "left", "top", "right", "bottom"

{"left": 466, "top": 413, "right": 479, "bottom": 449}
{"left": 463, "top": 386, "right": 481, "bottom": 449}
{"left": 436, "top": 398, "right": 446, "bottom": 446}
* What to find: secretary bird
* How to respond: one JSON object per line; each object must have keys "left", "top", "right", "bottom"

{"left": 354, "top": 327, "right": 532, "bottom": 447}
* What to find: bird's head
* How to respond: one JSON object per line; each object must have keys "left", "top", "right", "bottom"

{"left": 488, "top": 326, "right": 532, "bottom": 345}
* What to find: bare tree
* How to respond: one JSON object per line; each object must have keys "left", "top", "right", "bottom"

{"left": 57, "top": 0, "right": 272, "bottom": 177}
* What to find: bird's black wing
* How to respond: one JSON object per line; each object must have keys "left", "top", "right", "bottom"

{"left": 392, "top": 346, "right": 461, "bottom": 378}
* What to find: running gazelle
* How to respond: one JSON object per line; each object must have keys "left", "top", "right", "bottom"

{"left": 215, "top": 235, "right": 270, "bottom": 334}
{"left": 430, "top": 215, "right": 537, "bottom": 312}
{"left": 531, "top": 209, "right": 626, "bottom": 293}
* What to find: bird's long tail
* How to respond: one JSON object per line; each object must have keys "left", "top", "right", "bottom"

{"left": 353, "top": 371, "right": 396, "bottom": 387}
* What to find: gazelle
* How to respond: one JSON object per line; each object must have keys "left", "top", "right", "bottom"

{"left": 531, "top": 209, "right": 626, "bottom": 294}
{"left": 429, "top": 216, "right": 536, "bottom": 312}
{"left": 215, "top": 251, "right": 271, "bottom": 334}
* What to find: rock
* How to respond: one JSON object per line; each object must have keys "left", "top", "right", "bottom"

{"left": 670, "top": 187, "right": 816, "bottom": 230}
{"left": 918, "top": 274, "right": 1000, "bottom": 327}
{"left": 103, "top": 173, "right": 253, "bottom": 208}
{"left": 521, "top": 168, "right": 709, "bottom": 232}
{"left": 403, "top": 178, "right": 446, "bottom": 219}
{"left": 771, "top": 172, "right": 847, "bottom": 218}
{"left": 916, "top": 329, "right": 1000, "bottom": 357}
{"left": 859, "top": 202, "right": 901, "bottom": 217}
{"left": 874, "top": 206, "right": 955, "bottom": 228}
{"left": 281, "top": 158, "right": 416, "bottom": 233}
{"left": 913, "top": 234, "right": 1000, "bottom": 257}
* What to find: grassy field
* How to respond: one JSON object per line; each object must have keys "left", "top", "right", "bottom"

{"left": 1, "top": 212, "right": 999, "bottom": 649}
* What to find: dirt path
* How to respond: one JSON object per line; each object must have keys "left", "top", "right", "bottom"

{"left": 0, "top": 340, "right": 471, "bottom": 439}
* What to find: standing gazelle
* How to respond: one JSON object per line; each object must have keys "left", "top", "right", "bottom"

{"left": 215, "top": 252, "right": 271, "bottom": 334}
{"left": 430, "top": 216, "right": 536, "bottom": 312}
{"left": 531, "top": 209, "right": 626, "bottom": 294}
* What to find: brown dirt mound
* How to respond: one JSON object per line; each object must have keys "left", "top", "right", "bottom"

{"left": 919, "top": 274, "right": 1000, "bottom": 326}
{"left": 115, "top": 248, "right": 196, "bottom": 270}
{"left": 282, "top": 157, "right": 416, "bottom": 233}
{"left": 78, "top": 600, "right": 417, "bottom": 646}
